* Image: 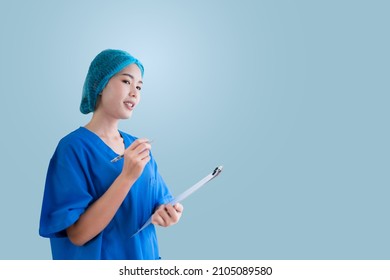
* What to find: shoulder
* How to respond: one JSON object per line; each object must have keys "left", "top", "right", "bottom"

{"left": 54, "top": 127, "right": 91, "bottom": 159}
{"left": 59, "top": 127, "right": 87, "bottom": 142}
{"left": 58, "top": 127, "right": 88, "bottom": 148}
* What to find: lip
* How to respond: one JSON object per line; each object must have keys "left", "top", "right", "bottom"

{"left": 124, "top": 100, "right": 136, "bottom": 110}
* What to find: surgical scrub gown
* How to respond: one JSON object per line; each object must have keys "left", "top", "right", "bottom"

{"left": 39, "top": 127, "right": 173, "bottom": 259}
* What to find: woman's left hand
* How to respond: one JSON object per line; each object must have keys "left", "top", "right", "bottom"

{"left": 151, "top": 203, "right": 184, "bottom": 227}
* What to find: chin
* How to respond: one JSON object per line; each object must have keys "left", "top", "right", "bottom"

{"left": 122, "top": 111, "right": 133, "bottom": 119}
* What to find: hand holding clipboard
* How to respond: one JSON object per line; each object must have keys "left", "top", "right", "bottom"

{"left": 131, "top": 166, "right": 223, "bottom": 237}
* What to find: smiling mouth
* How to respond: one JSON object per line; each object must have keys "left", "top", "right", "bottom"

{"left": 124, "top": 101, "right": 135, "bottom": 110}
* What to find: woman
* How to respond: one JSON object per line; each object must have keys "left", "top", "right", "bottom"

{"left": 39, "top": 49, "right": 183, "bottom": 259}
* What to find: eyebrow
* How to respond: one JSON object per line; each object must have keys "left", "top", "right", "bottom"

{"left": 121, "top": 73, "right": 143, "bottom": 84}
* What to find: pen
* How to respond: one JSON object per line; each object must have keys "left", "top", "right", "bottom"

{"left": 110, "top": 140, "right": 154, "bottom": 163}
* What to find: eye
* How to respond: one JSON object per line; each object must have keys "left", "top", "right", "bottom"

{"left": 136, "top": 86, "right": 142, "bottom": 91}
{"left": 122, "top": 80, "right": 131, "bottom": 85}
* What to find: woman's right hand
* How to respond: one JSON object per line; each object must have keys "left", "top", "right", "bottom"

{"left": 67, "top": 138, "right": 152, "bottom": 246}
{"left": 120, "top": 138, "right": 151, "bottom": 181}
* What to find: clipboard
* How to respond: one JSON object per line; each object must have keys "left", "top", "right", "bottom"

{"left": 131, "top": 165, "right": 223, "bottom": 237}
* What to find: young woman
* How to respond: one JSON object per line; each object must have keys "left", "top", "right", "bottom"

{"left": 39, "top": 49, "right": 183, "bottom": 259}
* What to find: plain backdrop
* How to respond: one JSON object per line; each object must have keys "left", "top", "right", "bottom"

{"left": 0, "top": 0, "right": 389, "bottom": 259}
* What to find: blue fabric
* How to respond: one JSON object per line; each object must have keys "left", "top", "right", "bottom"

{"left": 39, "top": 127, "right": 172, "bottom": 260}
{"left": 80, "top": 49, "right": 144, "bottom": 114}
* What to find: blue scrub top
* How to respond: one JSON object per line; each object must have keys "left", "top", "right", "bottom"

{"left": 39, "top": 127, "right": 173, "bottom": 259}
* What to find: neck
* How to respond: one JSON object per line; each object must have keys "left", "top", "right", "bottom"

{"left": 84, "top": 111, "right": 120, "bottom": 139}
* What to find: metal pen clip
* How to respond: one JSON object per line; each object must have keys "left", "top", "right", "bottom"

{"left": 110, "top": 154, "right": 124, "bottom": 163}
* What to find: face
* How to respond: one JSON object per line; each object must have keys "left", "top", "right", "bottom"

{"left": 96, "top": 64, "right": 143, "bottom": 119}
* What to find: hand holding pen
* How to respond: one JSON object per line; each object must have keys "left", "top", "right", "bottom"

{"left": 117, "top": 139, "right": 152, "bottom": 181}
{"left": 111, "top": 139, "right": 154, "bottom": 163}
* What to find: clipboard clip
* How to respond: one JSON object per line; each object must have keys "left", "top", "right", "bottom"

{"left": 212, "top": 166, "right": 223, "bottom": 177}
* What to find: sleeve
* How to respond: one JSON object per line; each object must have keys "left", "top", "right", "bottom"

{"left": 39, "top": 141, "right": 93, "bottom": 238}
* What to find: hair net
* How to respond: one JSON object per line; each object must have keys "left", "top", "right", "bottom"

{"left": 80, "top": 49, "right": 144, "bottom": 114}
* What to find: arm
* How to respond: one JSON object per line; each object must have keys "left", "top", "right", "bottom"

{"left": 66, "top": 139, "right": 151, "bottom": 246}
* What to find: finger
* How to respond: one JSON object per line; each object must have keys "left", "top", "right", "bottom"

{"left": 133, "top": 142, "right": 152, "bottom": 154}
{"left": 173, "top": 203, "right": 184, "bottom": 213}
{"left": 165, "top": 205, "right": 180, "bottom": 223}
{"left": 164, "top": 204, "right": 175, "bottom": 216}
{"left": 122, "top": 150, "right": 147, "bottom": 164}
{"left": 138, "top": 151, "right": 151, "bottom": 164}
{"left": 124, "top": 143, "right": 150, "bottom": 160}
{"left": 141, "top": 155, "right": 151, "bottom": 163}
{"left": 128, "top": 138, "right": 150, "bottom": 151}
{"left": 151, "top": 213, "right": 165, "bottom": 226}
{"left": 131, "top": 149, "right": 150, "bottom": 158}
{"left": 157, "top": 207, "right": 173, "bottom": 226}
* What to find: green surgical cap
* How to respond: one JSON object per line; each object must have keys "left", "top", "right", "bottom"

{"left": 80, "top": 49, "right": 144, "bottom": 114}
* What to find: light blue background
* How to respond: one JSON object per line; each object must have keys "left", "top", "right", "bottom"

{"left": 0, "top": 0, "right": 389, "bottom": 259}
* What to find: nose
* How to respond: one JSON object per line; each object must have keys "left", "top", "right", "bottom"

{"left": 129, "top": 86, "right": 138, "bottom": 98}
